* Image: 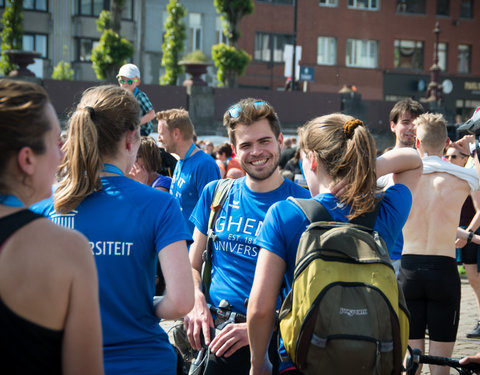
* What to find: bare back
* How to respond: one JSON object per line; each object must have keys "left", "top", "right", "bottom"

{"left": 403, "top": 172, "right": 470, "bottom": 257}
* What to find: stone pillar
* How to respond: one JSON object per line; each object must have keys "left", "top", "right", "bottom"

{"left": 187, "top": 85, "right": 217, "bottom": 135}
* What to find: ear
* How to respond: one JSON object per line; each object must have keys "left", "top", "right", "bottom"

{"left": 172, "top": 127, "right": 181, "bottom": 141}
{"left": 136, "top": 79, "right": 141, "bottom": 86}
{"left": 125, "top": 129, "right": 139, "bottom": 153}
{"left": 16, "top": 146, "right": 36, "bottom": 176}
{"left": 415, "top": 137, "right": 421, "bottom": 149}
{"left": 390, "top": 121, "right": 396, "bottom": 134}
{"left": 309, "top": 151, "right": 317, "bottom": 171}
{"left": 277, "top": 132, "right": 284, "bottom": 149}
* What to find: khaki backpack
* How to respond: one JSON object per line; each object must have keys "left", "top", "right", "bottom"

{"left": 279, "top": 198, "right": 409, "bottom": 375}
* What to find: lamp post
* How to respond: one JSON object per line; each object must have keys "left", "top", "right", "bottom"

{"left": 426, "top": 22, "right": 442, "bottom": 106}
{"left": 290, "top": 0, "right": 298, "bottom": 91}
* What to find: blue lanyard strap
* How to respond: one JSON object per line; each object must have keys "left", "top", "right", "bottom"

{"left": 102, "top": 163, "right": 124, "bottom": 176}
{"left": 184, "top": 143, "right": 197, "bottom": 160}
{"left": 0, "top": 194, "right": 24, "bottom": 207}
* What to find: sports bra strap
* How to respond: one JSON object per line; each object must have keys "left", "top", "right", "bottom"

{"left": 0, "top": 210, "right": 44, "bottom": 249}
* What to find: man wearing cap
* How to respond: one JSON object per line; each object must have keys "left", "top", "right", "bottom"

{"left": 117, "top": 63, "right": 155, "bottom": 136}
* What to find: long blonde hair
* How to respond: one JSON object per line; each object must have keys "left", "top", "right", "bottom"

{"left": 54, "top": 85, "right": 140, "bottom": 213}
{"left": 298, "top": 113, "right": 377, "bottom": 219}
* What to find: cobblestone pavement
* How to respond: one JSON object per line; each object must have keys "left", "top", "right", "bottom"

{"left": 161, "top": 276, "right": 480, "bottom": 374}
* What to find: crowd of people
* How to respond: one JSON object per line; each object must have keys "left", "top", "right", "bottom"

{"left": 2, "top": 61, "right": 480, "bottom": 375}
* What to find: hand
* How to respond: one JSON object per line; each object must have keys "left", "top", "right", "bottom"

{"left": 128, "top": 161, "right": 149, "bottom": 185}
{"left": 454, "top": 135, "right": 476, "bottom": 156}
{"left": 184, "top": 293, "right": 214, "bottom": 351}
{"left": 330, "top": 178, "right": 348, "bottom": 197}
{"left": 456, "top": 237, "right": 467, "bottom": 248}
{"left": 209, "top": 322, "right": 249, "bottom": 357}
{"left": 459, "top": 353, "right": 480, "bottom": 374}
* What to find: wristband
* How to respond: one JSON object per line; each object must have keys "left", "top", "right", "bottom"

{"left": 467, "top": 230, "right": 474, "bottom": 244}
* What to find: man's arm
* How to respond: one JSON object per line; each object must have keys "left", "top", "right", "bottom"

{"left": 184, "top": 228, "right": 215, "bottom": 350}
{"left": 140, "top": 109, "right": 155, "bottom": 126}
{"left": 248, "top": 249, "right": 286, "bottom": 375}
{"left": 376, "top": 148, "right": 423, "bottom": 193}
{"left": 456, "top": 191, "right": 480, "bottom": 248}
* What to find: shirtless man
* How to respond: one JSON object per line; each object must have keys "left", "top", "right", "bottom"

{"left": 400, "top": 113, "right": 480, "bottom": 375}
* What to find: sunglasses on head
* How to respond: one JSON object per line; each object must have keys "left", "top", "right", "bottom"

{"left": 118, "top": 78, "right": 138, "bottom": 85}
{"left": 228, "top": 100, "right": 267, "bottom": 119}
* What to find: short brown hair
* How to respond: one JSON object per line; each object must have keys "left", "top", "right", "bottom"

{"left": 137, "top": 136, "right": 163, "bottom": 172}
{"left": 156, "top": 108, "right": 194, "bottom": 141}
{"left": 389, "top": 98, "right": 424, "bottom": 124}
{"left": 223, "top": 98, "right": 281, "bottom": 146}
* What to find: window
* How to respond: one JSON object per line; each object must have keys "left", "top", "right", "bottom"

{"left": 346, "top": 39, "right": 377, "bottom": 68}
{"left": 23, "top": 33, "right": 47, "bottom": 58}
{"left": 437, "top": 42, "right": 447, "bottom": 71}
{"left": 394, "top": 40, "right": 423, "bottom": 70}
{"left": 319, "top": 0, "right": 337, "bottom": 6}
{"left": 254, "top": 32, "right": 294, "bottom": 63}
{"left": 460, "top": 0, "right": 473, "bottom": 18}
{"left": 78, "top": 0, "right": 133, "bottom": 19}
{"left": 437, "top": 0, "right": 449, "bottom": 16}
{"left": 257, "top": 0, "right": 294, "bottom": 4}
{"left": 77, "top": 38, "right": 99, "bottom": 62}
{"left": 216, "top": 16, "right": 227, "bottom": 45}
{"left": 317, "top": 36, "right": 336, "bottom": 65}
{"left": 0, "top": 0, "right": 4, "bottom": 7}
{"left": 24, "top": 0, "right": 47, "bottom": 11}
{"left": 458, "top": 44, "right": 471, "bottom": 73}
{"left": 348, "top": 0, "right": 378, "bottom": 10}
{"left": 396, "top": 0, "right": 425, "bottom": 14}
{"left": 188, "top": 13, "right": 203, "bottom": 52}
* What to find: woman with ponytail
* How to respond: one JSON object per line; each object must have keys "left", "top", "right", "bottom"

{"left": 0, "top": 79, "right": 103, "bottom": 374}
{"left": 246, "top": 113, "right": 423, "bottom": 374}
{"left": 33, "top": 85, "right": 194, "bottom": 375}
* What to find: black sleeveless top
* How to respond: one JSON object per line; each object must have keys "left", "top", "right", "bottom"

{"left": 0, "top": 210, "right": 63, "bottom": 374}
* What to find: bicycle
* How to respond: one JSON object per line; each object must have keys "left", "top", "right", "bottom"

{"left": 405, "top": 347, "right": 480, "bottom": 375}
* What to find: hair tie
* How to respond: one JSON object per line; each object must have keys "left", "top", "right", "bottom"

{"left": 85, "top": 106, "right": 95, "bottom": 121}
{"left": 343, "top": 119, "right": 364, "bottom": 138}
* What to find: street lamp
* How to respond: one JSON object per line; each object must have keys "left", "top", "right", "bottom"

{"left": 426, "top": 22, "right": 442, "bottom": 104}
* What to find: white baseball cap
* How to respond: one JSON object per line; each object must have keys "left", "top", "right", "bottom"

{"left": 117, "top": 63, "right": 140, "bottom": 79}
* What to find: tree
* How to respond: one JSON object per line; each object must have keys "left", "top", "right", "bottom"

{"left": 91, "top": 3, "right": 133, "bottom": 82}
{"left": 212, "top": 0, "right": 254, "bottom": 87}
{"left": 160, "top": 0, "right": 186, "bottom": 85}
{"left": 52, "top": 46, "right": 74, "bottom": 80}
{"left": 0, "top": 0, "right": 24, "bottom": 76}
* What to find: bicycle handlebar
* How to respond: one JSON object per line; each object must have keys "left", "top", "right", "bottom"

{"left": 208, "top": 304, "right": 246, "bottom": 324}
{"left": 406, "top": 348, "right": 480, "bottom": 375}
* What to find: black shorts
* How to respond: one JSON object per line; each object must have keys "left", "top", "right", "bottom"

{"left": 398, "top": 254, "right": 460, "bottom": 342}
{"left": 460, "top": 241, "right": 479, "bottom": 265}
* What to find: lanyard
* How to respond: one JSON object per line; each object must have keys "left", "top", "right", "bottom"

{"left": 0, "top": 194, "right": 24, "bottom": 207}
{"left": 102, "top": 163, "right": 124, "bottom": 176}
{"left": 171, "top": 143, "right": 197, "bottom": 196}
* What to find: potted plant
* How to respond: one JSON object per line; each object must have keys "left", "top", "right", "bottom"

{"left": 179, "top": 50, "right": 210, "bottom": 86}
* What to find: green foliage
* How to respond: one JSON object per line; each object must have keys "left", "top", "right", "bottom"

{"left": 213, "top": 0, "right": 254, "bottom": 45}
{"left": 212, "top": 43, "right": 251, "bottom": 87}
{"left": 91, "top": 9, "right": 134, "bottom": 81}
{"left": 0, "top": 0, "right": 24, "bottom": 75}
{"left": 52, "top": 61, "right": 74, "bottom": 80}
{"left": 181, "top": 50, "right": 209, "bottom": 63}
{"left": 96, "top": 10, "right": 112, "bottom": 31}
{"left": 160, "top": 0, "right": 186, "bottom": 85}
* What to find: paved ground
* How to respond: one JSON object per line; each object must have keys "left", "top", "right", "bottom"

{"left": 161, "top": 275, "right": 480, "bottom": 374}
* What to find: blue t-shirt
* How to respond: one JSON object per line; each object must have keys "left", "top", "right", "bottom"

{"left": 255, "top": 184, "right": 412, "bottom": 286}
{"left": 32, "top": 176, "right": 191, "bottom": 375}
{"left": 171, "top": 149, "right": 220, "bottom": 234}
{"left": 190, "top": 177, "right": 310, "bottom": 315}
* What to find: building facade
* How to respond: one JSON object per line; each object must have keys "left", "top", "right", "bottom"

{"left": 238, "top": 0, "right": 480, "bottom": 120}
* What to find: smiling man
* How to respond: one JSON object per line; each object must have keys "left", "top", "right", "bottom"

{"left": 389, "top": 98, "right": 425, "bottom": 149}
{"left": 184, "top": 99, "right": 310, "bottom": 374}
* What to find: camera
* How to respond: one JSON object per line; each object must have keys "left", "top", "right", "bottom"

{"left": 458, "top": 107, "right": 480, "bottom": 135}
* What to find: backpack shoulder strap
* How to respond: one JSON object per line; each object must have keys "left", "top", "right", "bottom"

{"left": 202, "top": 178, "right": 235, "bottom": 300}
{"left": 288, "top": 197, "right": 380, "bottom": 229}
{"left": 0, "top": 210, "right": 44, "bottom": 249}
{"left": 288, "top": 197, "right": 332, "bottom": 223}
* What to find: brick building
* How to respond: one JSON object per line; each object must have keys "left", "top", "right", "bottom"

{"left": 238, "top": 0, "right": 480, "bottom": 119}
